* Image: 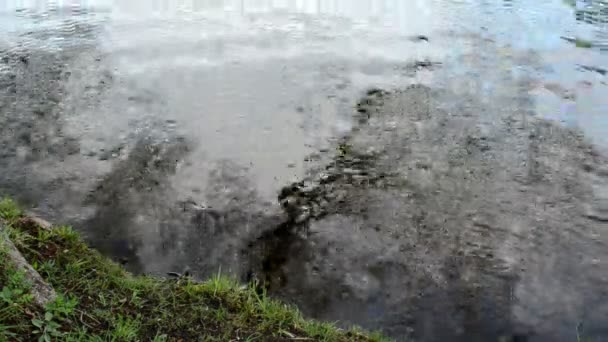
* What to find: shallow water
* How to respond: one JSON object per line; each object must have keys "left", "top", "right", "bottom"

{"left": 1, "top": 0, "right": 608, "bottom": 340}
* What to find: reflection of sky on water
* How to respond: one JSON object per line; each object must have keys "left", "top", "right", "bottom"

{"left": 1, "top": 0, "right": 608, "bottom": 148}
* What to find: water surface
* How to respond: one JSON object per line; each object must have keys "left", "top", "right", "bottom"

{"left": 1, "top": 0, "right": 608, "bottom": 340}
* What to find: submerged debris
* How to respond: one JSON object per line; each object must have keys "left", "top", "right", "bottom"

{"left": 561, "top": 36, "right": 594, "bottom": 48}
{"left": 577, "top": 64, "right": 607, "bottom": 76}
{"left": 412, "top": 60, "right": 442, "bottom": 69}
{"left": 409, "top": 35, "right": 430, "bottom": 42}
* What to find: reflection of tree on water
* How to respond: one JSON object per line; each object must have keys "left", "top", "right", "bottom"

{"left": 575, "top": 0, "right": 608, "bottom": 23}
{"left": 574, "top": 0, "right": 608, "bottom": 46}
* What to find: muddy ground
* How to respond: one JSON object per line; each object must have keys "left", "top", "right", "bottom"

{"left": 2, "top": 34, "right": 608, "bottom": 341}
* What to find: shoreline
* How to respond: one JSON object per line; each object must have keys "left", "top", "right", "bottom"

{"left": 0, "top": 197, "right": 387, "bottom": 341}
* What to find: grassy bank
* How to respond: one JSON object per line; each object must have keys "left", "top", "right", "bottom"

{"left": 0, "top": 198, "right": 388, "bottom": 342}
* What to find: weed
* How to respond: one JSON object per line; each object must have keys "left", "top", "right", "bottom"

{"left": 45, "top": 294, "right": 78, "bottom": 320}
{"left": 108, "top": 315, "right": 141, "bottom": 341}
{"left": 32, "top": 312, "right": 62, "bottom": 342}
{"left": 0, "top": 198, "right": 21, "bottom": 221}
{"left": 0, "top": 250, "right": 35, "bottom": 340}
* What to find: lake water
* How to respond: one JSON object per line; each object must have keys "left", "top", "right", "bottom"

{"left": 1, "top": 0, "right": 608, "bottom": 340}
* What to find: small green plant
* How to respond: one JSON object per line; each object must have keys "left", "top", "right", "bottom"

{"left": 53, "top": 225, "right": 80, "bottom": 244}
{"left": 152, "top": 334, "right": 168, "bottom": 342}
{"left": 0, "top": 198, "right": 21, "bottom": 220}
{"left": 109, "top": 315, "right": 141, "bottom": 341}
{"left": 0, "top": 285, "right": 33, "bottom": 306}
{"left": 35, "top": 260, "right": 56, "bottom": 278}
{"left": 0, "top": 324, "right": 18, "bottom": 340}
{"left": 45, "top": 295, "right": 78, "bottom": 320}
{"left": 32, "top": 312, "right": 63, "bottom": 342}
{"left": 0, "top": 269, "right": 34, "bottom": 308}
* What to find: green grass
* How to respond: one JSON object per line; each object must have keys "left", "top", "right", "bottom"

{"left": 0, "top": 198, "right": 21, "bottom": 221}
{"left": 0, "top": 198, "right": 390, "bottom": 341}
